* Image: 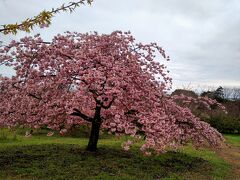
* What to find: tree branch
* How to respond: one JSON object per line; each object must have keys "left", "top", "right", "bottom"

{"left": 0, "top": 0, "right": 93, "bottom": 35}
{"left": 12, "top": 83, "right": 42, "bottom": 100}
{"left": 28, "top": 93, "right": 42, "bottom": 100}
{"left": 102, "top": 96, "right": 116, "bottom": 109}
{"left": 70, "top": 108, "right": 93, "bottom": 122}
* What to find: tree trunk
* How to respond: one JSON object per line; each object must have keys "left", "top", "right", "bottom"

{"left": 86, "top": 105, "right": 101, "bottom": 151}
{"left": 86, "top": 121, "right": 101, "bottom": 151}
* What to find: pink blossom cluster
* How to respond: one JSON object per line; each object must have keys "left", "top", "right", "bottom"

{"left": 0, "top": 31, "right": 224, "bottom": 154}
{"left": 172, "top": 94, "right": 227, "bottom": 113}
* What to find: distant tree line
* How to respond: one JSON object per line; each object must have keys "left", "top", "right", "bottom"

{"left": 201, "top": 86, "right": 240, "bottom": 102}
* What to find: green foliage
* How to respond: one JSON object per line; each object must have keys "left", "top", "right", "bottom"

{"left": 206, "top": 114, "right": 240, "bottom": 134}
{"left": 201, "top": 86, "right": 225, "bottom": 103}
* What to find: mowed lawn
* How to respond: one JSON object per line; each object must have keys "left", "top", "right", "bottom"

{"left": 0, "top": 129, "right": 239, "bottom": 180}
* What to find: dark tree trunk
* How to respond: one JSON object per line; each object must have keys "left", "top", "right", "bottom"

{"left": 86, "top": 105, "right": 101, "bottom": 151}
{"left": 86, "top": 121, "right": 101, "bottom": 151}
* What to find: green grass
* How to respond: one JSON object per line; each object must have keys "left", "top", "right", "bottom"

{"left": 224, "top": 134, "right": 240, "bottom": 146}
{"left": 180, "top": 145, "right": 230, "bottom": 179}
{"left": 0, "top": 144, "right": 211, "bottom": 180}
{"left": 0, "top": 128, "right": 232, "bottom": 179}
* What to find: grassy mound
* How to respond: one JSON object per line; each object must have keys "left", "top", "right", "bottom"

{"left": 0, "top": 144, "right": 210, "bottom": 179}
{"left": 0, "top": 128, "right": 234, "bottom": 179}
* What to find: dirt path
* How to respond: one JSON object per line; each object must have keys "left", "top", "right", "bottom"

{"left": 217, "top": 144, "right": 240, "bottom": 179}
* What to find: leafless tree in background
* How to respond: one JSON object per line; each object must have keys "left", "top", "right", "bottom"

{"left": 232, "top": 88, "right": 240, "bottom": 100}
{"left": 179, "top": 84, "right": 240, "bottom": 101}
{"left": 222, "top": 88, "right": 233, "bottom": 99}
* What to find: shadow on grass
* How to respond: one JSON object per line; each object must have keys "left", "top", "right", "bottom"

{"left": 0, "top": 144, "right": 212, "bottom": 179}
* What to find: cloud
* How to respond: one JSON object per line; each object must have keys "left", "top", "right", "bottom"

{"left": 0, "top": 0, "right": 239, "bottom": 89}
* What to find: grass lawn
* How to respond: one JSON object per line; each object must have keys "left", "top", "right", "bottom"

{"left": 224, "top": 134, "right": 240, "bottom": 147}
{"left": 0, "top": 129, "right": 238, "bottom": 180}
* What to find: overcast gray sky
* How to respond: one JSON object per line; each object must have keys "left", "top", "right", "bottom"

{"left": 0, "top": 0, "right": 240, "bottom": 90}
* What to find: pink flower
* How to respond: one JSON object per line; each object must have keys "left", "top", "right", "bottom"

{"left": 121, "top": 140, "right": 133, "bottom": 151}
{"left": 47, "top": 131, "right": 54, "bottom": 137}
{"left": 60, "top": 129, "right": 67, "bottom": 136}
{"left": 144, "top": 151, "right": 151, "bottom": 156}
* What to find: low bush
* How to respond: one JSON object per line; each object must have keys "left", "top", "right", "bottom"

{"left": 205, "top": 114, "right": 240, "bottom": 134}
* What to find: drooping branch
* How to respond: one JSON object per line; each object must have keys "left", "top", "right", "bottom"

{"left": 71, "top": 108, "right": 93, "bottom": 122}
